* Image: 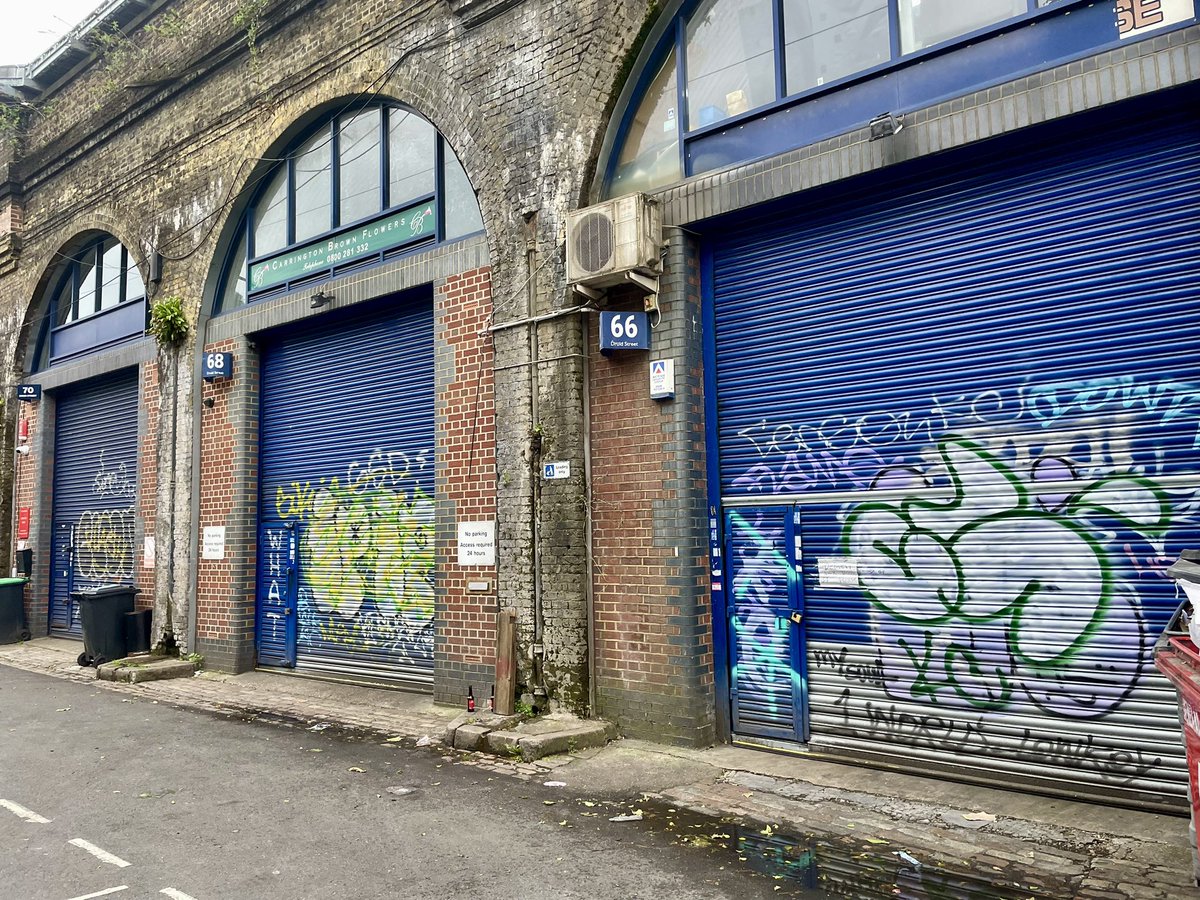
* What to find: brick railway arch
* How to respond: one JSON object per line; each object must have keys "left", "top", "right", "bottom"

{"left": 17, "top": 213, "right": 151, "bottom": 377}
{"left": 202, "top": 98, "right": 492, "bottom": 318}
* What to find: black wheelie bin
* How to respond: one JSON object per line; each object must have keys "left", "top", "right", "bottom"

{"left": 0, "top": 577, "right": 30, "bottom": 644}
{"left": 72, "top": 584, "right": 139, "bottom": 666}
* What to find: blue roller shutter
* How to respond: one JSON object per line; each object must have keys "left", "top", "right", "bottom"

{"left": 49, "top": 369, "right": 140, "bottom": 636}
{"left": 710, "top": 101, "right": 1198, "bottom": 807}
{"left": 726, "top": 506, "right": 808, "bottom": 741}
{"left": 257, "top": 291, "right": 435, "bottom": 688}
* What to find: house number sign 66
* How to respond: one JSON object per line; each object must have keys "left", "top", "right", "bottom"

{"left": 599, "top": 311, "right": 650, "bottom": 352}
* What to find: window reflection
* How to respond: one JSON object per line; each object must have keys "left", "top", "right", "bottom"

{"left": 100, "top": 240, "right": 123, "bottom": 311}
{"left": 221, "top": 230, "right": 248, "bottom": 310}
{"left": 126, "top": 251, "right": 145, "bottom": 300}
{"left": 389, "top": 110, "right": 436, "bottom": 205}
{"left": 76, "top": 255, "right": 97, "bottom": 319}
{"left": 443, "top": 144, "right": 483, "bottom": 240}
{"left": 339, "top": 108, "right": 382, "bottom": 224}
{"left": 53, "top": 279, "right": 73, "bottom": 326}
{"left": 898, "top": 0, "right": 1026, "bottom": 53}
{"left": 54, "top": 238, "right": 145, "bottom": 326}
{"left": 612, "top": 49, "right": 680, "bottom": 196}
{"left": 293, "top": 130, "right": 332, "bottom": 241}
{"left": 605, "top": 0, "right": 1051, "bottom": 197}
{"left": 685, "top": 0, "right": 775, "bottom": 129}
{"left": 253, "top": 166, "right": 288, "bottom": 257}
{"left": 784, "top": 0, "right": 890, "bottom": 94}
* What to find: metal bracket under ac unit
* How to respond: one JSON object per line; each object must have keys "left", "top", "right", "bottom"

{"left": 571, "top": 270, "right": 660, "bottom": 313}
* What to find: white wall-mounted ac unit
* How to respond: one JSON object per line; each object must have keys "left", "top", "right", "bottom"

{"left": 566, "top": 193, "right": 662, "bottom": 290}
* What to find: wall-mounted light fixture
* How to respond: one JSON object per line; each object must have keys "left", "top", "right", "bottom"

{"left": 15, "top": 445, "right": 30, "bottom": 456}
{"left": 310, "top": 289, "right": 334, "bottom": 310}
{"left": 868, "top": 111, "right": 904, "bottom": 141}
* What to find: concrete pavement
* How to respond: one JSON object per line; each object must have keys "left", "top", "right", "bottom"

{"left": 1, "top": 637, "right": 1194, "bottom": 898}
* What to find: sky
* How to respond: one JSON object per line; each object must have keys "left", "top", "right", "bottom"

{"left": 1, "top": 1, "right": 103, "bottom": 66}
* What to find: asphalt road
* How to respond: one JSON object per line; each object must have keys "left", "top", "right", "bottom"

{"left": 0, "top": 667, "right": 799, "bottom": 900}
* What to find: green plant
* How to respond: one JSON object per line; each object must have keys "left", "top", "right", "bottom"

{"left": 148, "top": 295, "right": 189, "bottom": 346}
{"left": 0, "top": 103, "right": 22, "bottom": 147}
{"left": 185, "top": 652, "right": 204, "bottom": 666}
{"left": 514, "top": 699, "right": 535, "bottom": 717}
{"left": 233, "top": 0, "right": 270, "bottom": 57}
{"left": 144, "top": 9, "right": 188, "bottom": 40}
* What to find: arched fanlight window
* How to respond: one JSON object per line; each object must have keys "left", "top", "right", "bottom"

{"left": 217, "top": 102, "right": 483, "bottom": 312}
{"left": 605, "top": 0, "right": 1045, "bottom": 196}
{"left": 30, "top": 234, "right": 148, "bottom": 370}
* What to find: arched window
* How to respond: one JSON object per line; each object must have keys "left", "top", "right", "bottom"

{"left": 30, "top": 234, "right": 147, "bottom": 370}
{"left": 217, "top": 102, "right": 483, "bottom": 312}
{"left": 605, "top": 0, "right": 1058, "bottom": 196}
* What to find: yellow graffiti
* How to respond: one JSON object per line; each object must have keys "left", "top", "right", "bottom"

{"left": 75, "top": 508, "right": 135, "bottom": 581}
{"left": 277, "top": 470, "right": 434, "bottom": 622}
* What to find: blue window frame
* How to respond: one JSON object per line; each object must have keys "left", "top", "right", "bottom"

{"left": 603, "top": 0, "right": 1193, "bottom": 196}
{"left": 217, "top": 102, "right": 483, "bottom": 312}
{"left": 31, "top": 235, "right": 147, "bottom": 370}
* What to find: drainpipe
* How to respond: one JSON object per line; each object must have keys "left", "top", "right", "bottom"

{"left": 186, "top": 306, "right": 211, "bottom": 657}
{"left": 581, "top": 310, "right": 596, "bottom": 716}
{"left": 526, "top": 244, "right": 546, "bottom": 700}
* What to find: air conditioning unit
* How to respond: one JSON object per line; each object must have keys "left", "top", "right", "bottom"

{"left": 566, "top": 193, "right": 662, "bottom": 290}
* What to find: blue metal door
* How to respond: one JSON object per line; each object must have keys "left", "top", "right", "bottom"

{"left": 707, "top": 97, "right": 1199, "bottom": 806}
{"left": 256, "top": 521, "right": 298, "bottom": 666}
{"left": 49, "top": 370, "right": 140, "bottom": 636}
{"left": 256, "top": 290, "right": 436, "bottom": 687}
{"left": 726, "top": 506, "right": 809, "bottom": 741}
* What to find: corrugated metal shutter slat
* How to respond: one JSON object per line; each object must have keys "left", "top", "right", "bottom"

{"left": 258, "top": 294, "right": 436, "bottom": 688}
{"left": 712, "top": 107, "right": 1199, "bottom": 806}
{"left": 50, "top": 370, "right": 140, "bottom": 635}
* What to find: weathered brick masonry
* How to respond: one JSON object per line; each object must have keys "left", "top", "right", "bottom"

{"left": 434, "top": 266, "right": 498, "bottom": 705}
{"left": 590, "top": 239, "right": 714, "bottom": 745}
{"left": 0, "top": 0, "right": 726, "bottom": 745}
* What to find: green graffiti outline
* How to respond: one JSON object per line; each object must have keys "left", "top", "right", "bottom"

{"left": 842, "top": 435, "right": 1168, "bottom": 711}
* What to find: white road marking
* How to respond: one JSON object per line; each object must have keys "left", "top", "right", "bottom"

{"left": 64, "top": 887, "right": 128, "bottom": 900}
{"left": 68, "top": 838, "right": 132, "bottom": 868}
{"left": 0, "top": 799, "right": 51, "bottom": 823}
{"left": 160, "top": 889, "right": 200, "bottom": 900}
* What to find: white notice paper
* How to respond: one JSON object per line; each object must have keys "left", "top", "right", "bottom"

{"left": 143, "top": 536, "right": 155, "bottom": 568}
{"left": 817, "top": 556, "right": 860, "bottom": 588}
{"left": 202, "top": 526, "right": 226, "bottom": 560}
{"left": 458, "top": 521, "right": 496, "bottom": 567}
